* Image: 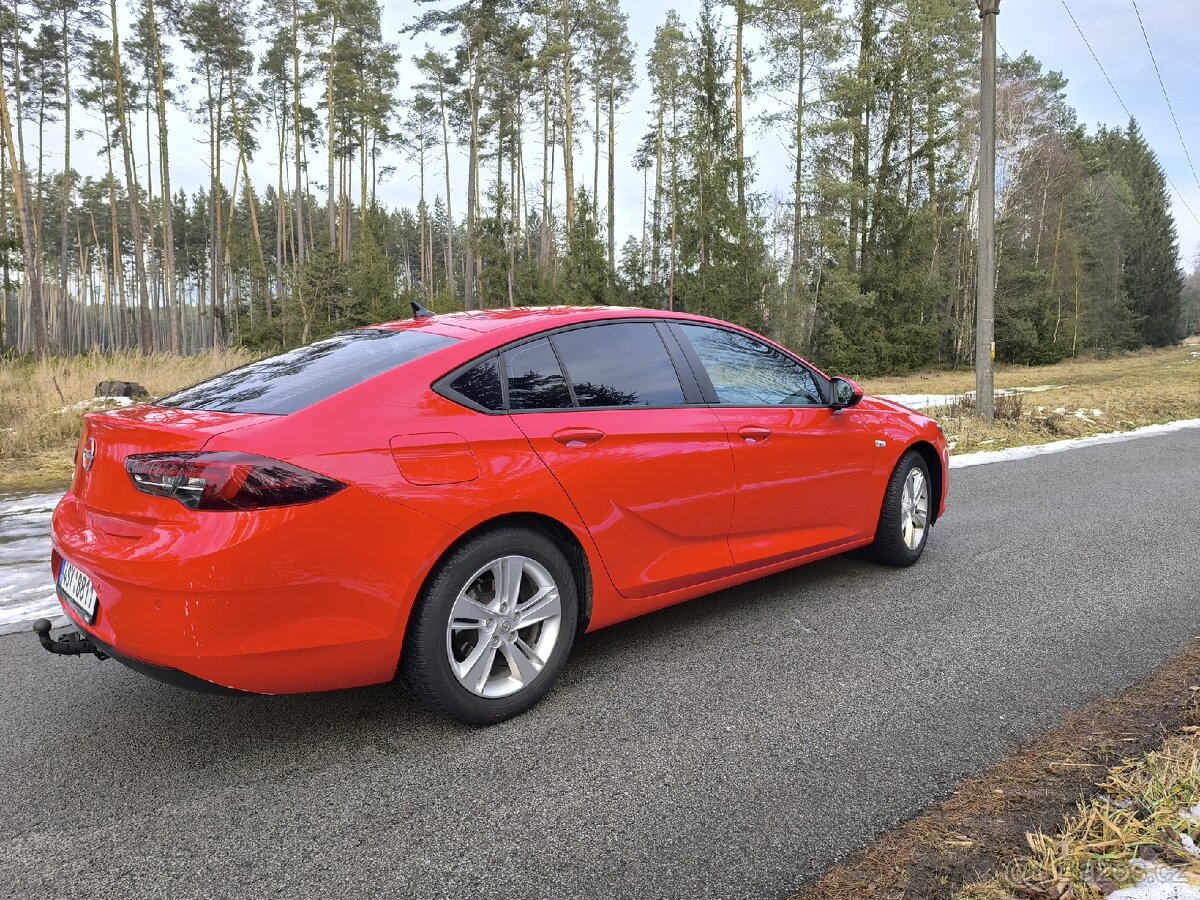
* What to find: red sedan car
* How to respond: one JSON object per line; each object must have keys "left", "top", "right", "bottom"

{"left": 39, "top": 306, "right": 948, "bottom": 724}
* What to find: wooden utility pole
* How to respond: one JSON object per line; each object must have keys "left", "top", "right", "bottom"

{"left": 975, "top": 0, "right": 1000, "bottom": 422}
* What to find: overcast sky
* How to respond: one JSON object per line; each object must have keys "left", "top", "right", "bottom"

{"left": 69, "top": 0, "right": 1200, "bottom": 272}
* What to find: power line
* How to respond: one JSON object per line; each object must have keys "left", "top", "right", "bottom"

{"left": 1130, "top": 0, "right": 1200, "bottom": 193}
{"left": 1057, "top": 0, "right": 1200, "bottom": 228}
{"left": 1058, "top": 0, "right": 1132, "bottom": 119}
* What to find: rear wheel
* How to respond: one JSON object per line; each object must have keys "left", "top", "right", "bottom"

{"left": 867, "top": 451, "right": 933, "bottom": 567}
{"left": 402, "top": 527, "right": 579, "bottom": 725}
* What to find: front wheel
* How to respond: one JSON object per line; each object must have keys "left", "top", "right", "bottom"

{"left": 401, "top": 527, "right": 579, "bottom": 725}
{"left": 867, "top": 451, "right": 933, "bottom": 567}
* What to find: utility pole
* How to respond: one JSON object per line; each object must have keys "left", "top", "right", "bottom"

{"left": 976, "top": 0, "right": 1000, "bottom": 422}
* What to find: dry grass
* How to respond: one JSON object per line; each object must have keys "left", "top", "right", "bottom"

{"left": 959, "top": 729, "right": 1200, "bottom": 899}
{"left": 0, "top": 350, "right": 253, "bottom": 491}
{"left": 795, "top": 641, "right": 1200, "bottom": 900}
{"left": 861, "top": 346, "right": 1200, "bottom": 454}
{"left": 2, "top": 344, "right": 1196, "bottom": 490}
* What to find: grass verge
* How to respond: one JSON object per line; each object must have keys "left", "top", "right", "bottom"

{"left": 0, "top": 350, "right": 253, "bottom": 492}
{"left": 861, "top": 346, "right": 1200, "bottom": 455}
{"left": 960, "top": 728, "right": 1200, "bottom": 899}
{"left": 2, "top": 344, "right": 1196, "bottom": 491}
{"left": 794, "top": 642, "right": 1200, "bottom": 900}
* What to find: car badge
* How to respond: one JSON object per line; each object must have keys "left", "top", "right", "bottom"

{"left": 82, "top": 437, "right": 96, "bottom": 473}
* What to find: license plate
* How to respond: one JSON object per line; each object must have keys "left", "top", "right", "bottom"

{"left": 58, "top": 558, "right": 99, "bottom": 624}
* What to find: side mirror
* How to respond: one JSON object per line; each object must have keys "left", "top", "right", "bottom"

{"left": 830, "top": 376, "right": 864, "bottom": 410}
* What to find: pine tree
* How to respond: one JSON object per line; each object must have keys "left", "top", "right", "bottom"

{"left": 1114, "top": 120, "right": 1183, "bottom": 346}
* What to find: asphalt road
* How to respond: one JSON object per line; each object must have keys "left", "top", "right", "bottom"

{"left": 2, "top": 429, "right": 1198, "bottom": 900}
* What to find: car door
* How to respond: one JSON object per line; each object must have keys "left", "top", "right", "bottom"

{"left": 507, "top": 322, "right": 737, "bottom": 600}
{"left": 671, "top": 322, "right": 874, "bottom": 568}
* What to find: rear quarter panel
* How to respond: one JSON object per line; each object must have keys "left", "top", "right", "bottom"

{"left": 211, "top": 351, "right": 622, "bottom": 636}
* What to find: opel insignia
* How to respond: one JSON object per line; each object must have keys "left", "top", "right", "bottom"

{"left": 37, "top": 306, "right": 948, "bottom": 724}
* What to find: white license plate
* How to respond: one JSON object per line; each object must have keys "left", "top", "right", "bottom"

{"left": 58, "top": 558, "right": 99, "bottom": 624}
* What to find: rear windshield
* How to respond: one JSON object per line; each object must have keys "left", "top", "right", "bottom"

{"left": 156, "top": 329, "right": 457, "bottom": 415}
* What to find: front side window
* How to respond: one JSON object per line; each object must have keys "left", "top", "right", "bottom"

{"left": 157, "top": 329, "right": 457, "bottom": 415}
{"left": 505, "top": 338, "right": 573, "bottom": 410}
{"left": 552, "top": 323, "right": 685, "bottom": 408}
{"left": 678, "top": 324, "right": 824, "bottom": 407}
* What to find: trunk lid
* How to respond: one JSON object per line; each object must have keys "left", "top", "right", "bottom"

{"left": 72, "top": 405, "right": 275, "bottom": 517}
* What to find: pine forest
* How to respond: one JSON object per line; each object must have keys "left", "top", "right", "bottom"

{"left": 0, "top": 0, "right": 1191, "bottom": 375}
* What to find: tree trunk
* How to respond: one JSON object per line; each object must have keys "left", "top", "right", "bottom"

{"left": 0, "top": 65, "right": 45, "bottom": 353}
{"left": 110, "top": 0, "right": 155, "bottom": 352}
{"left": 561, "top": 0, "right": 576, "bottom": 234}
{"left": 438, "top": 75, "right": 454, "bottom": 297}
{"left": 464, "top": 48, "right": 480, "bottom": 310}
{"left": 606, "top": 81, "right": 616, "bottom": 273}
{"left": 147, "top": 0, "right": 181, "bottom": 351}
{"left": 58, "top": 13, "right": 73, "bottom": 350}
{"left": 733, "top": 0, "right": 746, "bottom": 225}
{"left": 326, "top": 17, "right": 339, "bottom": 247}
{"left": 291, "top": 0, "right": 306, "bottom": 265}
{"left": 540, "top": 59, "right": 551, "bottom": 264}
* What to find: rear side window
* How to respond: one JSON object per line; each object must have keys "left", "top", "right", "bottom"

{"left": 552, "top": 323, "right": 685, "bottom": 408}
{"left": 678, "top": 324, "right": 825, "bottom": 406}
{"left": 505, "top": 338, "right": 572, "bottom": 410}
{"left": 157, "top": 329, "right": 457, "bottom": 415}
{"left": 448, "top": 357, "right": 504, "bottom": 411}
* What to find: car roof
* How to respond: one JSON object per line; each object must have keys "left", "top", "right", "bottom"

{"left": 371, "top": 305, "right": 718, "bottom": 339}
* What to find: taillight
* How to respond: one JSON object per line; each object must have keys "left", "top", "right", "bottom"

{"left": 125, "top": 452, "right": 345, "bottom": 510}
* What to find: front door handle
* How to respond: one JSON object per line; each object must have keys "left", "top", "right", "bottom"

{"left": 738, "top": 426, "right": 772, "bottom": 444}
{"left": 552, "top": 427, "right": 605, "bottom": 448}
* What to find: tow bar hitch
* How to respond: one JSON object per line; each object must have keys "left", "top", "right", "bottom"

{"left": 32, "top": 618, "right": 108, "bottom": 659}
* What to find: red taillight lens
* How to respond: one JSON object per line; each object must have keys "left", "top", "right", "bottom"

{"left": 125, "top": 452, "right": 345, "bottom": 511}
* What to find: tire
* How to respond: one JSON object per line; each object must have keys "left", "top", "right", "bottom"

{"left": 866, "top": 450, "right": 933, "bottom": 567}
{"left": 401, "top": 526, "right": 579, "bottom": 725}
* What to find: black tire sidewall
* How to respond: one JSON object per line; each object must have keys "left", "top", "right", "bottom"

{"left": 402, "top": 527, "right": 579, "bottom": 725}
{"left": 871, "top": 451, "right": 932, "bottom": 566}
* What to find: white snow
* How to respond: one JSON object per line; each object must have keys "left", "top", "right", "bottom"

{"left": 1108, "top": 862, "right": 1200, "bottom": 900}
{"left": 55, "top": 396, "right": 135, "bottom": 414}
{"left": 1181, "top": 834, "right": 1200, "bottom": 859}
{"left": 884, "top": 392, "right": 963, "bottom": 411}
{"left": 950, "top": 418, "right": 1200, "bottom": 469}
{"left": 0, "top": 492, "right": 65, "bottom": 634}
{"left": 883, "top": 384, "right": 1061, "bottom": 411}
{"left": 1181, "top": 803, "right": 1200, "bottom": 823}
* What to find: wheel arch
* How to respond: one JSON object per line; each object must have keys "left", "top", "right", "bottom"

{"left": 905, "top": 440, "right": 944, "bottom": 525}
{"left": 414, "top": 511, "right": 595, "bottom": 636}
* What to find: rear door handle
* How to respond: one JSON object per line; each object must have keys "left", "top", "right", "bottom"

{"left": 738, "top": 426, "right": 772, "bottom": 444}
{"left": 552, "top": 427, "right": 605, "bottom": 448}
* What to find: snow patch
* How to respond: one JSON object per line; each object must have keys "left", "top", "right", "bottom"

{"left": 1108, "top": 862, "right": 1200, "bottom": 900}
{"left": 56, "top": 396, "right": 135, "bottom": 414}
{"left": 950, "top": 419, "right": 1200, "bottom": 469}
{"left": 1181, "top": 803, "right": 1200, "bottom": 823}
{"left": 883, "top": 384, "right": 1061, "bottom": 411}
{"left": 1181, "top": 834, "right": 1200, "bottom": 859}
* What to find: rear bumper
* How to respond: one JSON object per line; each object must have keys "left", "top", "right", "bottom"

{"left": 50, "top": 486, "right": 457, "bottom": 694}
{"left": 88, "top": 631, "right": 248, "bottom": 696}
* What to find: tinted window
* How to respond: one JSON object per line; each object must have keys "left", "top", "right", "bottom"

{"left": 449, "top": 357, "right": 503, "bottom": 411}
{"left": 678, "top": 324, "right": 824, "bottom": 406}
{"left": 552, "top": 323, "right": 685, "bottom": 408}
{"left": 505, "top": 338, "right": 573, "bottom": 410}
{"left": 157, "top": 329, "right": 456, "bottom": 415}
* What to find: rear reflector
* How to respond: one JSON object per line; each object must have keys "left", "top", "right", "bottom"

{"left": 125, "top": 452, "right": 345, "bottom": 511}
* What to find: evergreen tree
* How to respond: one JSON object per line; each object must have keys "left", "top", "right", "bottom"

{"left": 1112, "top": 120, "right": 1183, "bottom": 347}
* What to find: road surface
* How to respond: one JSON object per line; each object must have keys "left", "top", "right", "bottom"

{"left": 1, "top": 429, "right": 1197, "bottom": 900}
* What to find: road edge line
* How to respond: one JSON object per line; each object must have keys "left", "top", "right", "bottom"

{"left": 949, "top": 417, "right": 1200, "bottom": 469}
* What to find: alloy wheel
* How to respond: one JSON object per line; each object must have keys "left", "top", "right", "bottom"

{"left": 900, "top": 467, "right": 930, "bottom": 551}
{"left": 444, "top": 555, "right": 563, "bottom": 699}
